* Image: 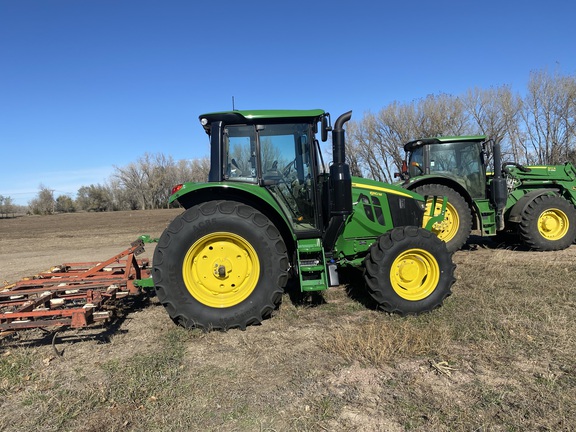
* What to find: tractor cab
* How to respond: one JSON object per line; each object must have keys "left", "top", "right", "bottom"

{"left": 198, "top": 109, "right": 330, "bottom": 236}
{"left": 402, "top": 136, "right": 488, "bottom": 199}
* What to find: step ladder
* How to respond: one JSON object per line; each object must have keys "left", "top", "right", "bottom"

{"left": 296, "top": 238, "right": 329, "bottom": 292}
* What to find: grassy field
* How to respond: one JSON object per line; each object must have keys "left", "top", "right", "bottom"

{"left": 1, "top": 211, "right": 575, "bottom": 431}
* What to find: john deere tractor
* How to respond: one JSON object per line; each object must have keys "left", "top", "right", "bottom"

{"left": 400, "top": 136, "right": 576, "bottom": 252}
{"left": 152, "top": 110, "right": 455, "bottom": 330}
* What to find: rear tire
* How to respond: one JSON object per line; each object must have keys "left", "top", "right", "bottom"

{"left": 153, "top": 200, "right": 289, "bottom": 330}
{"left": 518, "top": 194, "right": 576, "bottom": 251}
{"left": 364, "top": 226, "right": 455, "bottom": 315}
{"left": 414, "top": 184, "right": 472, "bottom": 253}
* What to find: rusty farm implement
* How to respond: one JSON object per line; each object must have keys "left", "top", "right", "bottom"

{"left": 0, "top": 239, "right": 153, "bottom": 333}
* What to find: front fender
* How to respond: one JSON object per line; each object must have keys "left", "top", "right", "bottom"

{"left": 507, "top": 189, "right": 559, "bottom": 223}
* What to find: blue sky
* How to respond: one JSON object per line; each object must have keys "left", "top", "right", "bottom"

{"left": 1, "top": 0, "right": 575, "bottom": 205}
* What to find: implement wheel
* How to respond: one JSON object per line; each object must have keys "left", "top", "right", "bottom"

{"left": 518, "top": 194, "right": 576, "bottom": 251}
{"left": 414, "top": 184, "right": 472, "bottom": 253}
{"left": 153, "top": 200, "right": 289, "bottom": 330}
{"left": 364, "top": 226, "right": 455, "bottom": 315}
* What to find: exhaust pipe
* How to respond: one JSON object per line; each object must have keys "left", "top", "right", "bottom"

{"left": 490, "top": 141, "right": 507, "bottom": 230}
{"left": 330, "top": 111, "right": 353, "bottom": 216}
{"left": 323, "top": 111, "right": 353, "bottom": 251}
{"left": 332, "top": 111, "right": 352, "bottom": 166}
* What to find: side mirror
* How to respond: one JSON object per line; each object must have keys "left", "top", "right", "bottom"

{"left": 395, "top": 160, "right": 409, "bottom": 180}
{"left": 401, "top": 160, "right": 408, "bottom": 174}
{"left": 321, "top": 115, "right": 331, "bottom": 142}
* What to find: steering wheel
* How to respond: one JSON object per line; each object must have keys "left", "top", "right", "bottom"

{"left": 282, "top": 159, "right": 296, "bottom": 177}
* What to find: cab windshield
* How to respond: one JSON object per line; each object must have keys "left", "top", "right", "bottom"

{"left": 409, "top": 141, "right": 485, "bottom": 198}
{"left": 224, "top": 123, "right": 316, "bottom": 227}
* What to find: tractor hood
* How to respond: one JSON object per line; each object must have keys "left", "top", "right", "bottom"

{"left": 351, "top": 176, "right": 425, "bottom": 202}
{"left": 334, "top": 176, "right": 430, "bottom": 257}
{"left": 349, "top": 176, "right": 428, "bottom": 230}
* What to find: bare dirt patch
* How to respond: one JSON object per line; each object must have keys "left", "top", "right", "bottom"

{"left": 0, "top": 209, "right": 182, "bottom": 282}
{"left": 1, "top": 211, "right": 576, "bottom": 431}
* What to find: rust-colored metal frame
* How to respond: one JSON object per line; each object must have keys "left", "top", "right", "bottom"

{"left": 0, "top": 239, "right": 152, "bottom": 331}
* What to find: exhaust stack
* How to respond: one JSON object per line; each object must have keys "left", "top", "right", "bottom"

{"left": 330, "top": 111, "right": 353, "bottom": 216}
{"left": 490, "top": 141, "right": 507, "bottom": 230}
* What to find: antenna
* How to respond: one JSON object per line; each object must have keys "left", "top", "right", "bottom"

{"left": 232, "top": 96, "right": 235, "bottom": 110}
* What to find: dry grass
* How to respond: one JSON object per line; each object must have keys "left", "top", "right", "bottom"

{"left": 1, "top": 213, "right": 576, "bottom": 431}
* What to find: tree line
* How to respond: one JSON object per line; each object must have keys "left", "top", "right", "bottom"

{"left": 27, "top": 154, "right": 210, "bottom": 215}
{"left": 345, "top": 69, "right": 576, "bottom": 182}
{"left": 20, "top": 68, "right": 576, "bottom": 214}
{"left": 0, "top": 196, "right": 18, "bottom": 218}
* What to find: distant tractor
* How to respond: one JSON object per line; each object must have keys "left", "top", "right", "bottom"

{"left": 152, "top": 109, "right": 456, "bottom": 330}
{"left": 399, "top": 136, "right": 576, "bottom": 252}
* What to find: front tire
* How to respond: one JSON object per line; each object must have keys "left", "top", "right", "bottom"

{"left": 414, "top": 184, "right": 472, "bottom": 253}
{"left": 518, "top": 194, "right": 576, "bottom": 251}
{"left": 153, "top": 200, "right": 289, "bottom": 330}
{"left": 364, "top": 226, "right": 455, "bottom": 315}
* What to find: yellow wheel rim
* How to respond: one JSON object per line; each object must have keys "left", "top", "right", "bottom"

{"left": 423, "top": 199, "right": 460, "bottom": 243}
{"left": 390, "top": 248, "right": 440, "bottom": 301}
{"left": 182, "top": 232, "right": 260, "bottom": 308}
{"left": 537, "top": 208, "right": 569, "bottom": 241}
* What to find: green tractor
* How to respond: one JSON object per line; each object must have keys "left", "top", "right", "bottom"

{"left": 152, "top": 109, "right": 456, "bottom": 330}
{"left": 399, "top": 136, "right": 576, "bottom": 252}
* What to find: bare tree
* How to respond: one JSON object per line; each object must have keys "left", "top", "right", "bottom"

{"left": 146, "top": 153, "right": 177, "bottom": 209}
{"left": 29, "top": 185, "right": 55, "bottom": 215}
{"left": 347, "top": 94, "right": 470, "bottom": 181}
{"left": 55, "top": 195, "right": 76, "bottom": 213}
{"left": 462, "top": 85, "right": 523, "bottom": 164}
{"left": 114, "top": 153, "right": 169, "bottom": 210}
{"left": 113, "top": 153, "right": 211, "bottom": 210}
{"left": 521, "top": 70, "right": 576, "bottom": 164}
{"left": 343, "top": 122, "right": 363, "bottom": 177}
{"left": 76, "top": 185, "right": 114, "bottom": 212}
{"left": 346, "top": 114, "right": 396, "bottom": 182}
{"left": 114, "top": 161, "right": 148, "bottom": 210}
{"left": 0, "top": 195, "right": 15, "bottom": 218}
{"left": 415, "top": 93, "right": 470, "bottom": 137}
{"left": 106, "top": 178, "right": 138, "bottom": 211}
{"left": 173, "top": 157, "right": 210, "bottom": 184}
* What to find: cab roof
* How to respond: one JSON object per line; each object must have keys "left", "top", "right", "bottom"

{"left": 404, "top": 135, "right": 487, "bottom": 152}
{"left": 199, "top": 109, "right": 325, "bottom": 133}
